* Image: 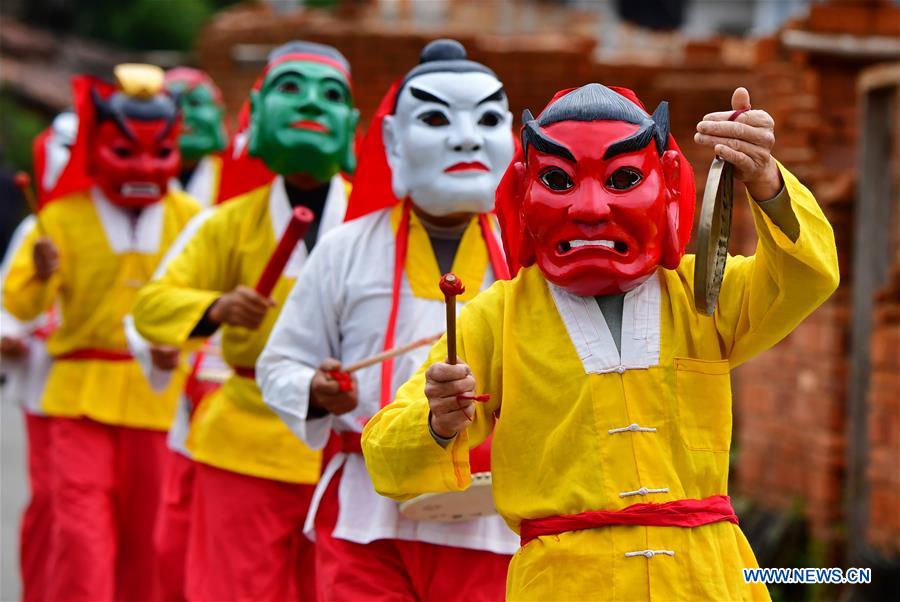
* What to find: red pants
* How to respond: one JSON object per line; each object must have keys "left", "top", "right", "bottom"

{"left": 20, "top": 413, "right": 53, "bottom": 602}
{"left": 153, "top": 451, "right": 195, "bottom": 602}
{"left": 314, "top": 468, "right": 510, "bottom": 602}
{"left": 186, "top": 463, "right": 317, "bottom": 602}
{"left": 47, "top": 416, "right": 168, "bottom": 602}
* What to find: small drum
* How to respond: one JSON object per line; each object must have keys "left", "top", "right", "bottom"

{"left": 399, "top": 434, "right": 498, "bottom": 523}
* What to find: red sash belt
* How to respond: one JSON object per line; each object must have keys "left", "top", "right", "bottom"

{"left": 232, "top": 366, "right": 256, "bottom": 379}
{"left": 340, "top": 431, "right": 362, "bottom": 454}
{"left": 519, "top": 495, "right": 738, "bottom": 546}
{"left": 56, "top": 349, "right": 133, "bottom": 361}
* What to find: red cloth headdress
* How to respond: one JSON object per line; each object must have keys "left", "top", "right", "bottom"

{"left": 31, "top": 126, "right": 52, "bottom": 206}
{"left": 495, "top": 86, "right": 696, "bottom": 276}
{"left": 41, "top": 76, "right": 116, "bottom": 206}
{"left": 343, "top": 81, "right": 402, "bottom": 221}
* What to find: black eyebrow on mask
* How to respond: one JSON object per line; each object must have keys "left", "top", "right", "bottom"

{"left": 409, "top": 87, "right": 450, "bottom": 107}
{"left": 521, "top": 115, "right": 576, "bottom": 163}
{"left": 476, "top": 86, "right": 506, "bottom": 106}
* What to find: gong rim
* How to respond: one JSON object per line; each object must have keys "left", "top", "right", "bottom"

{"left": 693, "top": 157, "right": 734, "bottom": 316}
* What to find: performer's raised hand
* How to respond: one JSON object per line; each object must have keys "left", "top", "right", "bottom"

{"left": 208, "top": 285, "right": 275, "bottom": 330}
{"left": 33, "top": 237, "right": 59, "bottom": 281}
{"left": 150, "top": 345, "right": 180, "bottom": 371}
{"left": 310, "top": 358, "right": 358, "bottom": 415}
{"left": 426, "top": 361, "right": 476, "bottom": 439}
{"left": 694, "top": 87, "right": 783, "bottom": 201}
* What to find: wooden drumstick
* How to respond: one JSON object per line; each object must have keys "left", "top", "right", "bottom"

{"left": 343, "top": 332, "right": 443, "bottom": 374}
{"left": 439, "top": 273, "right": 465, "bottom": 365}
{"left": 326, "top": 333, "right": 444, "bottom": 393}
{"left": 438, "top": 273, "right": 491, "bottom": 406}
{"left": 14, "top": 171, "right": 45, "bottom": 234}
{"left": 255, "top": 206, "right": 315, "bottom": 297}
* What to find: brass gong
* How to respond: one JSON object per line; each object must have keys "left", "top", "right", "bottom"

{"left": 693, "top": 156, "right": 734, "bottom": 315}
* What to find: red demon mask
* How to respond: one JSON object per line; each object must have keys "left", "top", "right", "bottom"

{"left": 88, "top": 65, "right": 181, "bottom": 208}
{"left": 496, "top": 84, "right": 695, "bottom": 296}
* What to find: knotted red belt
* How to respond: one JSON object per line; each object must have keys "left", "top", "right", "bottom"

{"left": 519, "top": 495, "right": 738, "bottom": 546}
{"left": 56, "top": 349, "right": 133, "bottom": 361}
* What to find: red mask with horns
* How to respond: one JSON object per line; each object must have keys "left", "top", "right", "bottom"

{"left": 52, "top": 64, "right": 181, "bottom": 209}
{"left": 496, "top": 84, "right": 696, "bottom": 296}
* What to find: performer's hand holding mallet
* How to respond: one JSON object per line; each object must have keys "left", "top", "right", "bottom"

{"left": 427, "top": 273, "right": 486, "bottom": 439}
{"left": 311, "top": 358, "right": 359, "bottom": 416}
{"left": 209, "top": 206, "right": 313, "bottom": 330}
{"left": 15, "top": 171, "right": 58, "bottom": 281}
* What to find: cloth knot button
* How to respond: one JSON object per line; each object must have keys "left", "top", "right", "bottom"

{"left": 625, "top": 549, "right": 676, "bottom": 559}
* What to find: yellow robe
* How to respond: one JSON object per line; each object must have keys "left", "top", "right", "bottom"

{"left": 362, "top": 164, "right": 839, "bottom": 601}
{"left": 132, "top": 179, "right": 347, "bottom": 483}
{"left": 2, "top": 188, "right": 200, "bottom": 430}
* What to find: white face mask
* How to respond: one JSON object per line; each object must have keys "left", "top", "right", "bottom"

{"left": 383, "top": 71, "right": 514, "bottom": 217}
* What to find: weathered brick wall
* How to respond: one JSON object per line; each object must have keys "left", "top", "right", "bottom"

{"left": 868, "top": 265, "right": 900, "bottom": 554}
{"left": 730, "top": 0, "right": 899, "bottom": 551}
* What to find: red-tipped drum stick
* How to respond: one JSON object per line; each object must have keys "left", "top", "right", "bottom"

{"left": 255, "top": 206, "right": 314, "bottom": 297}
{"left": 439, "top": 273, "right": 490, "bottom": 405}
{"left": 439, "top": 273, "right": 465, "bottom": 365}
{"left": 14, "top": 171, "right": 45, "bottom": 234}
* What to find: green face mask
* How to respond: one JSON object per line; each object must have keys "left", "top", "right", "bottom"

{"left": 248, "top": 61, "right": 359, "bottom": 182}
{"left": 168, "top": 83, "right": 227, "bottom": 162}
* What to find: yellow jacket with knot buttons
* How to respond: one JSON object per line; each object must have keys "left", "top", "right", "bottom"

{"left": 362, "top": 163, "right": 839, "bottom": 601}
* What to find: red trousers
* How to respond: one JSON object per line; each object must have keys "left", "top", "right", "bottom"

{"left": 314, "top": 468, "right": 510, "bottom": 602}
{"left": 186, "top": 463, "right": 317, "bottom": 602}
{"left": 153, "top": 450, "right": 195, "bottom": 602}
{"left": 20, "top": 413, "right": 53, "bottom": 602}
{"left": 47, "top": 416, "right": 168, "bottom": 602}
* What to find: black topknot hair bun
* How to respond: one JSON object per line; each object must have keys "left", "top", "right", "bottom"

{"left": 419, "top": 39, "right": 467, "bottom": 64}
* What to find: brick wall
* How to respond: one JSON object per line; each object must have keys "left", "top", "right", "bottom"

{"left": 868, "top": 266, "right": 900, "bottom": 554}
{"left": 731, "top": 1, "right": 899, "bottom": 553}
{"left": 196, "top": 0, "right": 900, "bottom": 555}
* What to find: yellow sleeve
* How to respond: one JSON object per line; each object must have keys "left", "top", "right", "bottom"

{"left": 362, "top": 281, "right": 505, "bottom": 501}
{"left": 132, "top": 209, "right": 235, "bottom": 347}
{"left": 703, "top": 160, "right": 840, "bottom": 367}
{"left": 2, "top": 220, "right": 61, "bottom": 322}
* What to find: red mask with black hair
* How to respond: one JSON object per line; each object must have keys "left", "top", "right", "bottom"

{"left": 496, "top": 84, "right": 695, "bottom": 296}
{"left": 89, "top": 89, "right": 180, "bottom": 208}
{"left": 47, "top": 69, "right": 182, "bottom": 207}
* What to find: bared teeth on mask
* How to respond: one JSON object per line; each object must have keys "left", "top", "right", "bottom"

{"left": 569, "top": 240, "right": 614, "bottom": 250}
{"left": 122, "top": 183, "right": 160, "bottom": 197}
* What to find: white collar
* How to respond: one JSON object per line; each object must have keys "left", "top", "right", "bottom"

{"left": 268, "top": 175, "right": 348, "bottom": 279}
{"left": 548, "top": 274, "right": 661, "bottom": 374}
{"left": 92, "top": 187, "right": 165, "bottom": 254}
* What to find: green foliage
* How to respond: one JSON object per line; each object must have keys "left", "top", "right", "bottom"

{"left": 0, "top": 91, "right": 50, "bottom": 172}
{"left": 75, "top": 0, "right": 215, "bottom": 51}
{"left": 305, "top": 0, "right": 341, "bottom": 8}
{"left": 23, "top": 0, "right": 242, "bottom": 52}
